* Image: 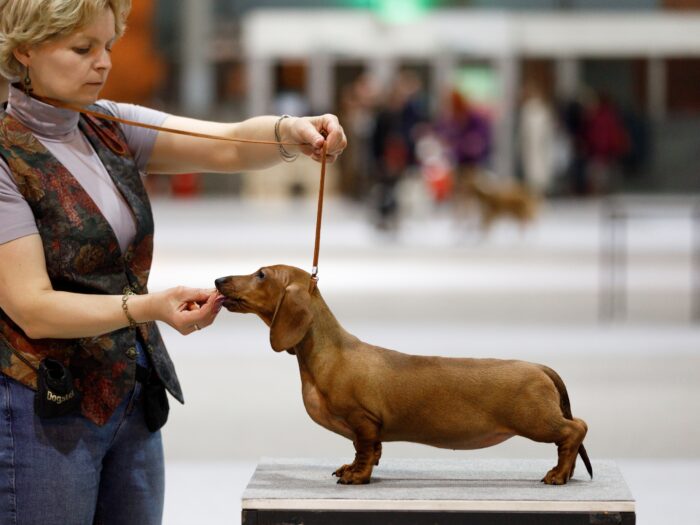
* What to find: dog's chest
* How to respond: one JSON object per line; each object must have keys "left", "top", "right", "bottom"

{"left": 301, "top": 380, "right": 354, "bottom": 440}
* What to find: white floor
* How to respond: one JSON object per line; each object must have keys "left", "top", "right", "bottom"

{"left": 149, "top": 195, "right": 699, "bottom": 524}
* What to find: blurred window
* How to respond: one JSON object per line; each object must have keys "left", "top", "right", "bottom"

{"left": 667, "top": 59, "right": 700, "bottom": 114}
{"left": 582, "top": 59, "right": 647, "bottom": 112}
{"left": 334, "top": 62, "right": 366, "bottom": 110}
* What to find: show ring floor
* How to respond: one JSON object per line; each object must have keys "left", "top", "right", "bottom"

{"left": 241, "top": 458, "right": 635, "bottom": 525}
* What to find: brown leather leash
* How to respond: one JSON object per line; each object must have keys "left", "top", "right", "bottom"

{"left": 35, "top": 95, "right": 329, "bottom": 291}
{"left": 309, "top": 138, "right": 328, "bottom": 293}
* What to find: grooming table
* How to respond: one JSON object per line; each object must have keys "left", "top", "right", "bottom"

{"left": 242, "top": 458, "right": 635, "bottom": 524}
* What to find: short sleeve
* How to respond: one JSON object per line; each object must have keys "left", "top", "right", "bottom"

{"left": 0, "top": 158, "right": 39, "bottom": 245}
{"left": 95, "top": 100, "right": 170, "bottom": 173}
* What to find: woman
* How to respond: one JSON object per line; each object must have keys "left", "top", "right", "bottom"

{"left": 0, "top": 1, "right": 346, "bottom": 523}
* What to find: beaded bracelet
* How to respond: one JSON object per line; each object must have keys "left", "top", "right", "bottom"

{"left": 274, "top": 115, "right": 298, "bottom": 162}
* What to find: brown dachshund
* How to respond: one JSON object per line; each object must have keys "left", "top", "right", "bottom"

{"left": 456, "top": 170, "right": 539, "bottom": 233}
{"left": 215, "top": 265, "right": 591, "bottom": 485}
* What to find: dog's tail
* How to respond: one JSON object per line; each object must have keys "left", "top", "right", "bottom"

{"left": 540, "top": 365, "right": 593, "bottom": 480}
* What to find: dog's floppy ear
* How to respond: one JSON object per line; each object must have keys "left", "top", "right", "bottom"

{"left": 270, "top": 283, "right": 313, "bottom": 352}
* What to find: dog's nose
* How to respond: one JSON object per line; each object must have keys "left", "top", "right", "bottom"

{"left": 214, "top": 277, "right": 229, "bottom": 291}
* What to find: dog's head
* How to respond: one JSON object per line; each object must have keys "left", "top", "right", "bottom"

{"left": 215, "top": 264, "right": 313, "bottom": 353}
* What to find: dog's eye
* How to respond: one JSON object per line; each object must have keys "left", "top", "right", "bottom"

{"left": 256, "top": 270, "right": 265, "bottom": 280}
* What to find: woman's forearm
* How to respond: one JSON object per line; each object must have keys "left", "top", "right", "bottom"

{"left": 23, "top": 290, "right": 153, "bottom": 339}
{"left": 227, "top": 115, "right": 301, "bottom": 171}
{"left": 20, "top": 286, "right": 221, "bottom": 340}
{"left": 148, "top": 114, "right": 337, "bottom": 174}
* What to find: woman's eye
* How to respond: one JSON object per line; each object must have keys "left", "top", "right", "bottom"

{"left": 73, "top": 47, "right": 91, "bottom": 55}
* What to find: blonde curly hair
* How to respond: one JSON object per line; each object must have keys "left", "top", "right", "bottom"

{"left": 0, "top": 0, "right": 131, "bottom": 80}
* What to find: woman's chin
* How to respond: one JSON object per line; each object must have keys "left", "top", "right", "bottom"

{"left": 70, "top": 92, "right": 101, "bottom": 107}
{"left": 81, "top": 87, "right": 103, "bottom": 104}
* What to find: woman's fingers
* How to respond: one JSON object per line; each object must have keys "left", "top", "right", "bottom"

{"left": 320, "top": 115, "right": 347, "bottom": 156}
{"left": 294, "top": 115, "right": 347, "bottom": 162}
{"left": 170, "top": 288, "right": 224, "bottom": 334}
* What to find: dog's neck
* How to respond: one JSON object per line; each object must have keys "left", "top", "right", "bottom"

{"left": 294, "top": 293, "right": 358, "bottom": 376}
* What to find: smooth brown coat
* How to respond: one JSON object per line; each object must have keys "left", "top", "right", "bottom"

{"left": 215, "top": 265, "right": 591, "bottom": 485}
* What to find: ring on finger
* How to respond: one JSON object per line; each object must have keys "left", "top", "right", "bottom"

{"left": 193, "top": 323, "right": 200, "bottom": 331}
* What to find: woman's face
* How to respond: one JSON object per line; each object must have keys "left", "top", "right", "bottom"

{"left": 16, "top": 7, "right": 116, "bottom": 105}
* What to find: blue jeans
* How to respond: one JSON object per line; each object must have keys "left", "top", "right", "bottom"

{"left": 0, "top": 345, "right": 164, "bottom": 525}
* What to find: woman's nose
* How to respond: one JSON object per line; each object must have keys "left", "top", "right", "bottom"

{"left": 95, "top": 49, "right": 111, "bottom": 70}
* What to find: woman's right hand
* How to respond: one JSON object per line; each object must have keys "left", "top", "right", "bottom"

{"left": 147, "top": 286, "right": 225, "bottom": 335}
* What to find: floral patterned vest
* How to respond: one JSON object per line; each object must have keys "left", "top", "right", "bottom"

{"left": 0, "top": 104, "right": 183, "bottom": 425}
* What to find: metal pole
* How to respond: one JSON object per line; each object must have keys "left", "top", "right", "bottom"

{"left": 307, "top": 53, "right": 333, "bottom": 115}
{"left": 246, "top": 56, "right": 273, "bottom": 118}
{"left": 600, "top": 197, "right": 613, "bottom": 322}
{"left": 181, "top": 0, "right": 214, "bottom": 117}
{"left": 693, "top": 199, "right": 700, "bottom": 322}
{"left": 647, "top": 57, "right": 667, "bottom": 123}
{"left": 494, "top": 54, "right": 519, "bottom": 181}
{"left": 617, "top": 209, "right": 627, "bottom": 321}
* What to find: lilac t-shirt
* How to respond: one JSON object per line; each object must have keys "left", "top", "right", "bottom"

{"left": 0, "top": 84, "right": 170, "bottom": 252}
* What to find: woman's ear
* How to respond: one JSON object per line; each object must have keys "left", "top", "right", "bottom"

{"left": 12, "top": 46, "right": 30, "bottom": 68}
{"left": 269, "top": 284, "right": 313, "bottom": 352}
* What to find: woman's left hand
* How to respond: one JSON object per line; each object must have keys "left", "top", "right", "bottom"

{"left": 288, "top": 114, "right": 347, "bottom": 163}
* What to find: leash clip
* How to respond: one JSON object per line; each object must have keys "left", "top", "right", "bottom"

{"left": 309, "top": 266, "right": 319, "bottom": 293}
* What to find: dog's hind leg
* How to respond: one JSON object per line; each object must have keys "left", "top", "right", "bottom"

{"left": 510, "top": 397, "right": 588, "bottom": 485}
{"left": 539, "top": 417, "right": 588, "bottom": 485}
{"left": 373, "top": 441, "right": 382, "bottom": 466}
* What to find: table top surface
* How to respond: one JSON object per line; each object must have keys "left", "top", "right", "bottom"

{"left": 242, "top": 458, "right": 635, "bottom": 513}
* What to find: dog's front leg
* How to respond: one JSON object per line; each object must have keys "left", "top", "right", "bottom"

{"left": 332, "top": 441, "right": 382, "bottom": 479}
{"left": 332, "top": 443, "right": 359, "bottom": 478}
{"left": 335, "top": 420, "right": 381, "bottom": 485}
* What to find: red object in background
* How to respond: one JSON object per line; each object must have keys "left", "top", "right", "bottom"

{"left": 383, "top": 134, "right": 409, "bottom": 174}
{"left": 170, "top": 173, "right": 200, "bottom": 197}
{"left": 423, "top": 164, "right": 454, "bottom": 202}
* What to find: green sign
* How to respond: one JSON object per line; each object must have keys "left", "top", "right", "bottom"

{"left": 346, "top": 0, "right": 438, "bottom": 24}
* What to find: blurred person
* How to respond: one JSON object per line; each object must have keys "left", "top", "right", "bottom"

{"left": 618, "top": 105, "right": 650, "bottom": 184}
{"left": 415, "top": 130, "right": 454, "bottom": 204}
{"left": 369, "top": 70, "right": 428, "bottom": 231}
{"left": 0, "top": 1, "right": 346, "bottom": 524}
{"left": 560, "top": 93, "right": 589, "bottom": 195}
{"left": 518, "top": 82, "right": 558, "bottom": 196}
{"left": 338, "top": 71, "right": 380, "bottom": 200}
{"left": 434, "top": 89, "right": 492, "bottom": 225}
{"left": 582, "top": 91, "right": 630, "bottom": 194}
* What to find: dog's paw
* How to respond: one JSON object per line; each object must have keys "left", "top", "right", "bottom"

{"left": 336, "top": 472, "right": 370, "bottom": 485}
{"left": 333, "top": 464, "right": 354, "bottom": 477}
{"left": 541, "top": 468, "right": 569, "bottom": 485}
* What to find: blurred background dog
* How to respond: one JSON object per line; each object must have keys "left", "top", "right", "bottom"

{"left": 455, "top": 170, "right": 539, "bottom": 233}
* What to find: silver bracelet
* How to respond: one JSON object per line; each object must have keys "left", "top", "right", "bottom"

{"left": 274, "top": 115, "right": 298, "bottom": 162}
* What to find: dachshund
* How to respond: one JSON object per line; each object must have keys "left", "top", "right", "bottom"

{"left": 455, "top": 170, "right": 539, "bottom": 233}
{"left": 215, "top": 265, "right": 591, "bottom": 485}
